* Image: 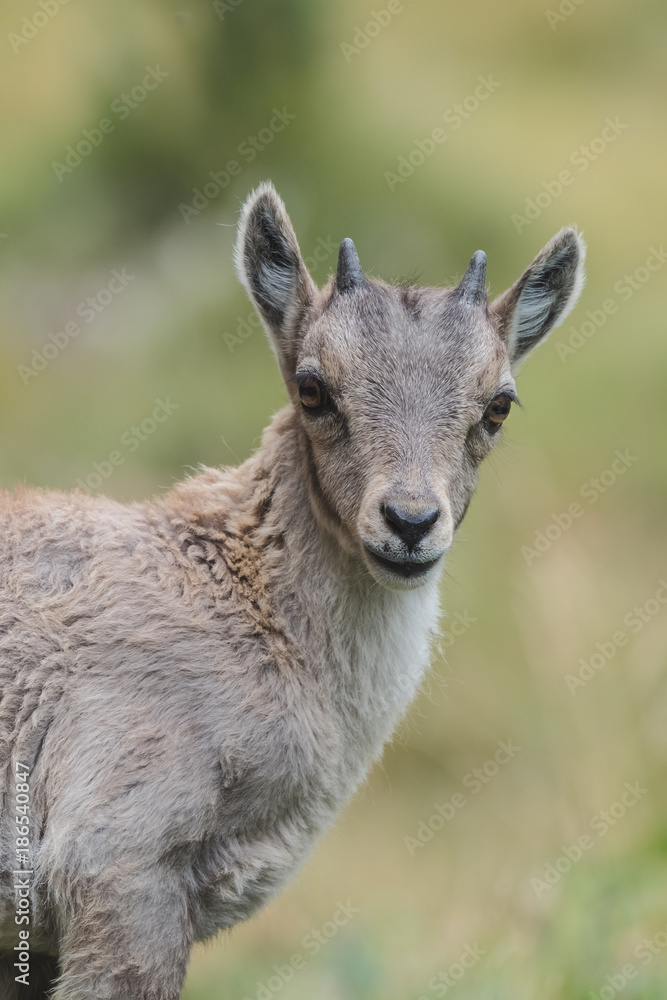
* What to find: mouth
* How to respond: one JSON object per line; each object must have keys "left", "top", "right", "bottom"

{"left": 364, "top": 546, "right": 442, "bottom": 579}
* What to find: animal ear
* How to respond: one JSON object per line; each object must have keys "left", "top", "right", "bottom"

{"left": 235, "top": 182, "right": 316, "bottom": 373}
{"left": 490, "top": 227, "right": 586, "bottom": 370}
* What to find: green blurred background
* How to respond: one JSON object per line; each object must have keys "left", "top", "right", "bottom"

{"left": 1, "top": 0, "right": 666, "bottom": 996}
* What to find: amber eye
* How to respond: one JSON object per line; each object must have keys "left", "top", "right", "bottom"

{"left": 298, "top": 376, "right": 327, "bottom": 412}
{"left": 484, "top": 395, "right": 512, "bottom": 429}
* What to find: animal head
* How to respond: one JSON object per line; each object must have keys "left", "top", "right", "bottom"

{"left": 235, "top": 182, "right": 585, "bottom": 591}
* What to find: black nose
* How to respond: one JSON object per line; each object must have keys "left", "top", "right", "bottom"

{"left": 382, "top": 504, "right": 440, "bottom": 550}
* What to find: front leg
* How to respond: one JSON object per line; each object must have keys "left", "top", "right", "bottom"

{"left": 53, "top": 867, "right": 193, "bottom": 1000}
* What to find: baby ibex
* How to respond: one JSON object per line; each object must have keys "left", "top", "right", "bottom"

{"left": 0, "top": 183, "right": 585, "bottom": 999}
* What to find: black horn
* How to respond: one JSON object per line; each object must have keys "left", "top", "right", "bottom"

{"left": 336, "top": 238, "right": 365, "bottom": 293}
{"left": 454, "top": 250, "right": 487, "bottom": 306}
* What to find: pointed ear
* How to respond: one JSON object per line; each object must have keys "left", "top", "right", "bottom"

{"left": 490, "top": 227, "right": 586, "bottom": 370}
{"left": 234, "top": 182, "right": 316, "bottom": 375}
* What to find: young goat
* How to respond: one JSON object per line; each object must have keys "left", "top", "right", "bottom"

{"left": 0, "top": 183, "right": 585, "bottom": 999}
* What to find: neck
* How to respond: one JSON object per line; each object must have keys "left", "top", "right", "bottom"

{"left": 162, "top": 405, "right": 442, "bottom": 768}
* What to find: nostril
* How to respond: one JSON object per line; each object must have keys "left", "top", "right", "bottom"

{"left": 382, "top": 504, "right": 440, "bottom": 547}
{"left": 419, "top": 508, "right": 439, "bottom": 530}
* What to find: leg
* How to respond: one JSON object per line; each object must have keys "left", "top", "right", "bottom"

{"left": 0, "top": 952, "right": 59, "bottom": 1000}
{"left": 53, "top": 868, "right": 193, "bottom": 1000}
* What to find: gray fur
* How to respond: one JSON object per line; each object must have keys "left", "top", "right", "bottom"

{"left": 0, "top": 183, "right": 585, "bottom": 999}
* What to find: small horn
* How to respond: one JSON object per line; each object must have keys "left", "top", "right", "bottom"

{"left": 336, "top": 238, "right": 364, "bottom": 293}
{"left": 455, "top": 250, "right": 487, "bottom": 306}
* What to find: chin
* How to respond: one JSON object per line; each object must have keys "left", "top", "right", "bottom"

{"left": 363, "top": 546, "right": 445, "bottom": 591}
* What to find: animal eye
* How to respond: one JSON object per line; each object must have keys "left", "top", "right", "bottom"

{"left": 484, "top": 395, "right": 512, "bottom": 429}
{"left": 298, "top": 376, "right": 328, "bottom": 412}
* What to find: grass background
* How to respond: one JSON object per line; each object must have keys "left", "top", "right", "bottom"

{"left": 1, "top": 0, "right": 666, "bottom": 996}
